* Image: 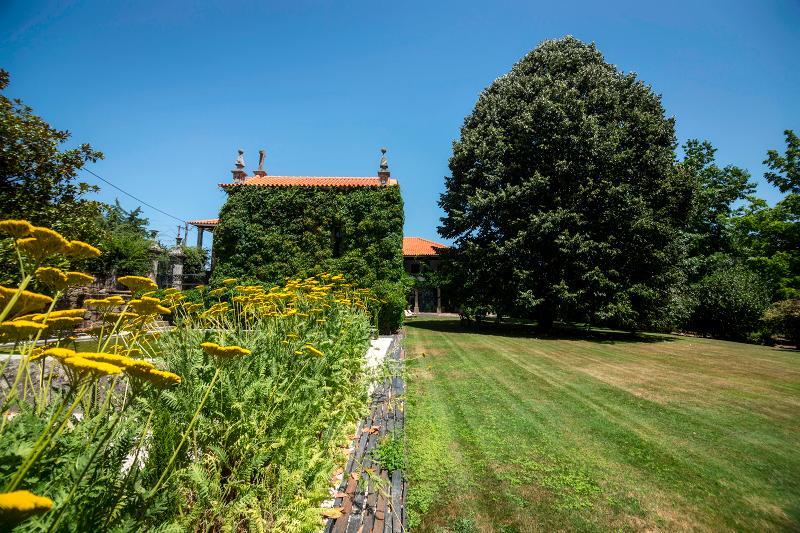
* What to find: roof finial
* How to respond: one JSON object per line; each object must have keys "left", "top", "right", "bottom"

{"left": 379, "top": 147, "right": 388, "bottom": 171}
{"left": 231, "top": 149, "right": 247, "bottom": 183}
{"left": 254, "top": 149, "right": 267, "bottom": 176}
{"left": 378, "top": 147, "right": 390, "bottom": 185}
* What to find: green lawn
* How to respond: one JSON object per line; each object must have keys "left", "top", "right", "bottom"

{"left": 404, "top": 318, "right": 800, "bottom": 532}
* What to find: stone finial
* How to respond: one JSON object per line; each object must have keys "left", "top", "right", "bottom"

{"left": 231, "top": 149, "right": 247, "bottom": 183}
{"left": 253, "top": 149, "right": 267, "bottom": 176}
{"left": 378, "top": 147, "right": 390, "bottom": 185}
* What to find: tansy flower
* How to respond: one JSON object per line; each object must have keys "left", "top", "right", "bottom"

{"left": 0, "top": 219, "right": 33, "bottom": 239}
{"left": 41, "top": 347, "right": 76, "bottom": 360}
{"left": 79, "top": 352, "right": 150, "bottom": 372}
{"left": 209, "top": 288, "right": 226, "bottom": 297}
{"left": 17, "top": 229, "right": 69, "bottom": 260}
{"left": 0, "top": 320, "right": 47, "bottom": 338}
{"left": 0, "top": 285, "right": 54, "bottom": 316}
{"left": 65, "top": 240, "right": 101, "bottom": 259}
{"left": 84, "top": 296, "right": 125, "bottom": 310}
{"left": 127, "top": 367, "right": 181, "bottom": 389}
{"left": 40, "top": 316, "right": 83, "bottom": 331}
{"left": 117, "top": 275, "right": 157, "bottom": 292}
{"left": 65, "top": 271, "right": 94, "bottom": 287}
{"left": 35, "top": 267, "right": 69, "bottom": 291}
{"left": 0, "top": 490, "right": 53, "bottom": 520}
{"left": 62, "top": 356, "right": 123, "bottom": 377}
{"left": 128, "top": 296, "right": 170, "bottom": 315}
{"left": 222, "top": 278, "right": 237, "bottom": 286}
{"left": 304, "top": 344, "right": 324, "bottom": 357}
{"left": 200, "top": 341, "right": 251, "bottom": 358}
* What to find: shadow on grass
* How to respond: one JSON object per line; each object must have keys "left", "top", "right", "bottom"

{"left": 405, "top": 317, "right": 676, "bottom": 344}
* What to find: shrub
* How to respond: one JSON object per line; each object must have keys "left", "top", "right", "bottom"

{"left": 688, "top": 266, "right": 771, "bottom": 340}
{"left": 762, "top": 300, "right": 800, "bottom": 346}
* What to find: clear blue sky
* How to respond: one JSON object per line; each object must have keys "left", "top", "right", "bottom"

{"left": 1, "top": 0, "right": 798, "bottom": 248}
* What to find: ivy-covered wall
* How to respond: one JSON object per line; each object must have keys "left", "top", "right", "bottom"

{"left": 212, "top": 184, "right": 407, "bottom": 331}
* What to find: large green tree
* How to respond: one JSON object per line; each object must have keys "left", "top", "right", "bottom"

{"left": 439, "top": 37, "right": 691, "bottom": 329}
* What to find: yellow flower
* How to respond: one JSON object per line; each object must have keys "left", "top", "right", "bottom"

{"left": 16, "top": 227, "right": 70, "bottom": 260}
{"left": 0, "top": 219, "right": 33, "bottom": 239}
{"left": 79, "top": 352, "right": 152, "bottom": 372}
{"left": 304, "top": 344, "right": 324, "bottom": 357}
{"left": 35, "top": 267, "right": 69, "bottom": 290}
{"left": 222, "top": 278, "right": 238, "bottom": 286}
{"left": 65, "top": 271, "right": 94, "bottom": 287}
{"left": 41, "top": 347, "right": 76, "bottom": 360}
{"left": 41, "top": 316, "right": 83, "bottom": 331}
{"left": 65, "top": 240, "right": 101, "bottom": 259}
{"left": 126, "top": 364, "right": 180, "bottom": 388}
{"left": 200, "top": 341, "right": 251, "bottom": 358}
{"left": 62, "top": 356, "right": 123, "bottom": 377}
{"left": 0, "top": 489, "right": 53, "bottom": 516}
{"left": 84, "top": 295, "right": 125, "bottom": 310}
{"left": 128, "top": 296, "right": 170, "bottom": 316}
{"left": 163, "top": 287, "right": 179, "bottom": 295}
{"left": 0, "top": 320, "right": 47, "bottom": 338}
{"left": 117, "top": 275, "right": 157, "bottom": 292}
{"left": 209, "top": 287, "right": 226, "bottom": 297}
{"left": 0, "top": 285, "right": 54, "bottom": 317}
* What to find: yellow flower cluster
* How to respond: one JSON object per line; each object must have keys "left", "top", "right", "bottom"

{"left": 0, "top": 320, "right": 47, "bottom": 339}
{"left": 200, "top": 342, "right": 252, "bottom": 358}
{"left": 0, "top": 489, "right": 53, "bottom": 513}
{"left": 0, "top": 285, "right": 54, "bottom": 317}
{"left": 0, "top": 220, "right": 34, "bottom": 239}
{"left": 84, "top": 295, "right": 125, "bottom": 310}
{"left": 39, "top": 347, "right": 182, "bottom": 387}
{"left": 128, "top": 296, "right": 171, "bottom": 316}
{"left": 118, "top": 275, "right": 157, "bottom": 292}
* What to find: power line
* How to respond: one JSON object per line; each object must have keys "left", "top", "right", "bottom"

{"left": 82, "top": 168, "right": 187, "bottom": 224}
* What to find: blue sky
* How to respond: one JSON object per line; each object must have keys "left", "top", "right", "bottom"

{"left": 1, "top": 0, "right": 798, "bottom": 248}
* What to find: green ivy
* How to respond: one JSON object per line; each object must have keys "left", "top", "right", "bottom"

{"left": 212, "top": 185, "right": 407, "bottom": 332}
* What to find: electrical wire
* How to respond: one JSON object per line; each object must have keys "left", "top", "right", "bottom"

{"left": 82, "top": 168, "right": 188, "bottom": 224}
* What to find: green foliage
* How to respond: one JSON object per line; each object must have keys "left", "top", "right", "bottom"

{"left": 688, "top": 265, "right": 771, "bottom": 340}
{"left": 677, "top": 139, "right": 754, "bottom": 278}
{"left": 438, "top": 37, "right": 689, "bottom": 330}
{"left": 762, "top": 299, "right": 800, "bottom": 346}
{"left": 372, "top": 432, "right": 404, "bottom": 472}
{"left": 0, "top": 70, "right": 105, "bottom": 283}
{"left": 764, "top": 130, "right": 800, "bottom": 195}
{"left": 213, "top": 184, "right": 406, "bottom": 332}
{"left": 85, "top": 201, "right": 154, "bottom": 277}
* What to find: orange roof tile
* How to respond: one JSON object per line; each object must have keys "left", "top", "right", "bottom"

{"left": 403, "top": 237, "right": 448, "bottom": 257}
{"left": 188, "top": 218, "right": 219, "bottom": 226}
{"left": 221, "top": 175, "right": 398, "bottom": 188}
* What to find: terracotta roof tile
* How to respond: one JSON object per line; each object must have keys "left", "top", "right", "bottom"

{"left": 220, "top": 176, "right": 398, "bottom": 188}
{"left": 188, "top": 218, "right": 219, "bottom": 226}
{"left": 403, "top": 237, "right": 448, "bottom": 257}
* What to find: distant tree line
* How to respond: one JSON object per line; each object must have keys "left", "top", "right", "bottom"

{"left": 438, "top": 37, "right": 798, "bottom": 344}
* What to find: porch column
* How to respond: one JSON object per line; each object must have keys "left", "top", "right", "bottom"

{"left": 436, "top": 287, "right": 442, "bottom": 314}
{"left": 196, "top": 227, "right": 204, "bottom": 249}
{"left": 413, "top": 288, "right": 420, "bottom": 313}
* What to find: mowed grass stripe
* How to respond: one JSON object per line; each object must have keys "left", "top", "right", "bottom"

{"left": 486, "top": 334, "right": 789, "bottom": 530}
{"left": 404, "top": 319, "right": 800, "bottom": 532}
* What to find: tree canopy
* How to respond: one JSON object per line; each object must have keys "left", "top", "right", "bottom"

{"left": 439, "top": 36, "right": 690, "bottom": 329}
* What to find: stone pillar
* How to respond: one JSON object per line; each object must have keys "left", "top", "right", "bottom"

{"left": 436, "top": 286, "right": 442, "bottom": 314}
{"left": 169, "top": 246, "right": 186, "bottom": 290}
{"left": 413, "top": 288, "right": 420, "bottom": 314}
{"left": 148, "top": 242, "right": 164, "bottom": 283}
{"left": 196, "top": 227, "right": 204, "bottom": 249}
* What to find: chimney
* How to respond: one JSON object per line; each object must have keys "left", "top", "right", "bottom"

{"left": 378, "top": 147, "right": 390, "bottom": 185}
{"left": 231, "top": 149, "right": 247, "bottom": 183}
{"left": 253, "top": 149, "right": 267, "bottom": 177}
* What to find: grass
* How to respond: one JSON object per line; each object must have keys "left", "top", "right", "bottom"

{"left": 404, "top": 318, "right": 800, "bottom": 532}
